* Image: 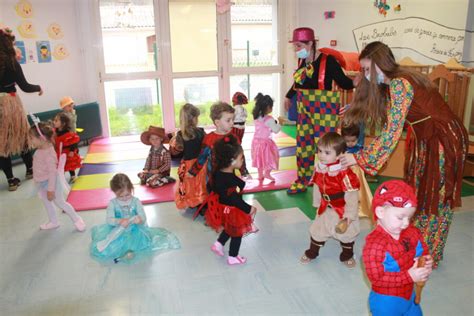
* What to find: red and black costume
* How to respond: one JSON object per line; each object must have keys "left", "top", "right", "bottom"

{"left": 204, "top": 170, "right": 254, "bottom": 257}
{"left": 54, "top": 129, "right": 81, "bottom": 172}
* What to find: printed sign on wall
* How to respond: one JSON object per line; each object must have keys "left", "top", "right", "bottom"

{"left": 353, "top": 17, "right": 470, "bottom": 63}
{"left": 36, "top": 40, "right": 52, "bottom": 63}
{"left": 15, "top": 41, "right": 26, "bottom": 64}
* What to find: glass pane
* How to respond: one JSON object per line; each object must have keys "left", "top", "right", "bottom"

{"left": 99, "top": 0, "right": 157, "bottom": 73}
{"left": 169, "top": 0, "right": 217, "bottom": 72}
{"left": 105, "top": 79, "right": 163, "bottom": 136}
{"left": 173, "top": 77, "right": 219, "bottom": 127}
{"left": 231, "top": 0, "right": 278, "bottom": 68}
{"left": 230, "top": 73, "right": 281, "bottom": 120}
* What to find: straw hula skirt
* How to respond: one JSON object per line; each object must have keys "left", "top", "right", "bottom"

{"left": 0, "top": 93, "right": 30, "bottom": 156}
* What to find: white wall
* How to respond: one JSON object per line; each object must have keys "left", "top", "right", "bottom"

{"left": 0, "top": 0, "right": 98, "bottom": 113}
{"left": 295, "top": 0, "right": 472, "bottom": 65}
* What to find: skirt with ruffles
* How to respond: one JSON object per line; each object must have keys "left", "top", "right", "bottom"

{"left": 204, "top": 192, "right": 253, "bottom": 237}
{"left": 251, "top": 138, "right": 279, "bottom": 171}
{"left": 174, "top": 158, "right": 208, "bottom": 209}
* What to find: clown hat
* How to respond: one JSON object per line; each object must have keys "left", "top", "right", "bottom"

{"left": 289, "top": 27, "right": 315, "bottom": 43}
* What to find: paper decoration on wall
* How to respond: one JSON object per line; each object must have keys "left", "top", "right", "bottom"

{"left": 36, "top": 41, "right": 52, "bottom": 63}
{"left": 17, "top": 20, "right": 36, "bottom": 38}
{"left": 324, "top": 11, "right": 336, "bottom": 19}
{"left": 394, "top": 4, "right": 401, "bottom": 12}
{"left": 15, "top": 41, "right": 26, "bottom": 64}
{"left": 28, "top": 48, "right": 36, "bottom": 63}
{"left": 47, "top": 23, "right": 64, "bottom": 40}
{"left": 374, "top": 0, "right": 390, "bottom": 17}
{"left": 15, "top": 0, "right": 34, "bottom": 18}
{"left": 52, "top": 44, "right": 69, "bottom": 60}
{"left": 216, "top": 0, "right": 233, "bottom": 14}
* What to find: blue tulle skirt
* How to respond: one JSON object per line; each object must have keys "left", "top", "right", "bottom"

{"left": 90, "top": 223, "right": 180, "bottom": 264}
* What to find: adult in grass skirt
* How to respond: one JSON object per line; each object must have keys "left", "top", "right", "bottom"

{"left": 0, "top": 27, "right": 43, "bottom": 191}
{"left": 284, "top": 27, "right": 355, "bottom": 194}
{"left": 341, "top": 41, "right": 468, "bottom": 268}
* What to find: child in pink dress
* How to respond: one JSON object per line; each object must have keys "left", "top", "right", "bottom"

{"left": 251, "top": 93, "right": 281, "bottom": 181}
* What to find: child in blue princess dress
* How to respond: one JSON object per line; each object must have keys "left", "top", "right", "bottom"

{"left": 90, "top": 173, "right": 180, "bottom": 264}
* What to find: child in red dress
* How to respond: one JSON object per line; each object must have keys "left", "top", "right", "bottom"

{"left": 205, "top": 135, "right": 257, "bottom": 265}
{"left": 53, "top": 112, "right": 81, "bottom": 183}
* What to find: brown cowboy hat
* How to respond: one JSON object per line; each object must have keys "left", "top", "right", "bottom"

{"left": 140, "top": 126, "right": 169, "bottom": 145}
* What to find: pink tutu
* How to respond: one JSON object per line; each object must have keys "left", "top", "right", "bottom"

{"left": 251, "top": 138, "right": 279, "bottom": 171}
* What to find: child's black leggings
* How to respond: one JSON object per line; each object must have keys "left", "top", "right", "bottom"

{"left": 217, "top": 231, "right": 242, "bottom": 257}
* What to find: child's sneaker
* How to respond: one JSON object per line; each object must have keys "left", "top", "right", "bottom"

{"left": 40, "top": 222, "right": 60, "bottom": 230}
{"left": 74, "top": 217, "right": 86, "bottom": 232}
{"left": 227, "top": 255, "right": 247, "bottom": 265}
{"left": 211, "top": 241, "right": 224, "bottom": 257}
{"left": 69, "top": 176, "right": 77, "bottom": 184}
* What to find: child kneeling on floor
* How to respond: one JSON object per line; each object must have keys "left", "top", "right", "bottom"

{"left": 300, "top": 132, "right": 360, "bottom": 267}
{"left": 138, "top": 126, "right": 175, "bottom": 188}
{"left": 206, "top": 135, "right": 257, "bottom": 265}
{"left": 363, "top": 180, "right": 433, "bottom": 316}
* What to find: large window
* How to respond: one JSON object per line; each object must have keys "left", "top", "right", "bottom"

{"left": 97, "top": 0, "right": 282, "bottom": 136}
{"left": 105, "top": 80, "right": 162, "bottom": 136}
{"left": 231, "top": 0, "right": 278, "bottom": 68}
{"left": 99, "top": 0, "right": 157, "bottom": 74}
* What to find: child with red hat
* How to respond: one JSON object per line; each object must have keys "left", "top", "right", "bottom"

{"left": 363, "top": 180, "right": 433, "bottom": 316}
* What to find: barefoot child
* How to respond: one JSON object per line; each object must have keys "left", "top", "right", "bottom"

{"left": 206, "top": 136, "right": 257, "bottom": 265}
{"left": 90, "top": 173, "right": 180, "bottom": 263}
{"left": 251, "top": 93, "right": 280, "bottom": 182}
{"left": 300, "top": 132, "right": 360, "bottom": 267}
{"left": 30, "top": 120, "right": 85, "bottom": 231}
{"left": 363, "top": 180, "right": 433, "bottom": 316}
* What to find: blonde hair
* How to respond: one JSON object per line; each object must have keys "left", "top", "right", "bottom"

{"left": 179, "top": 103, "right": 200, "bottom": 141}
{"left": 344, "top": 41, "right": 433, "bottom": 130}
{"left": 29, "top": 122, "right": 55, "bottom": 144}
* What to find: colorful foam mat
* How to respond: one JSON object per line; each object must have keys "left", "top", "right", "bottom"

{"left": 68, "top": 128, "right": 298, "bottom": 211}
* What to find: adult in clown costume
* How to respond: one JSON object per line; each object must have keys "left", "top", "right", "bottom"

{"left": 284, "top": 27, "right": 356, "bottom": 194}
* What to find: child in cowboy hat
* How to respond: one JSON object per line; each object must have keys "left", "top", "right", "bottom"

{"left": 59, "top": 96, "right": 77, "bottom": 133}
{"left": 138, "top": 126, "right": 175, "bottom": 188}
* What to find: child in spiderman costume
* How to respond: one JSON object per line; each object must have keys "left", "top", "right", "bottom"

{"left": 363, "top": 180, "right": 433, "bottom": 316}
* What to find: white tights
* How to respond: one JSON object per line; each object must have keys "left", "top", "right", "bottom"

{"left": 38, "top": 188, "right": 79, "bottom": 224}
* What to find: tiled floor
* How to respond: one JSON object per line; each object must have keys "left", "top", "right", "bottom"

{"left": 0, "top": 159, "right": 473, "bottom": 315}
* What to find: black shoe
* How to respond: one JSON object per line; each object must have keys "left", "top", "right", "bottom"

{"left": 8, "top": 178, "right": 21, "bottom": 191}
{"left": 25, "top": 169, "right": 33, "bottom": 180}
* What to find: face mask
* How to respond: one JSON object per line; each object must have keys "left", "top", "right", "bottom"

{"left": 296, "top": 48, "right": 309, "bottom": 59}
{"left": 365, "top": 72, "right": 385, "bottom": 84}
